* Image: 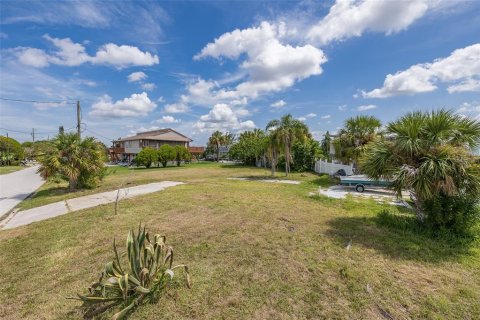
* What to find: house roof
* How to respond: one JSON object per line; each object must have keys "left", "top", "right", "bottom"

{"left": 188, "top": 146, "right": 205, "bottom": 153}
{"left": 117, "top": 128, "right": 192, "bottom": 142}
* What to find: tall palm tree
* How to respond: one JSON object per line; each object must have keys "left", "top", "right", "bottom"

{"left": 334, "top": 115, "right": 382, "bottom": 168}
{"left": 208, "top": 130, "right": 225, "bottom": 162}
{"left": 38, "top": 133, "right": 106, "bottom": 190}
{"left": 265, "top": 130, "right": 280, "bottom": 175}
{"left": 223, "top": 132, "right": 235, "bottom": 148}
{"left": 362, "top": 110, "right": 480, "bottom": 221}
{"left": 266, "top": 114, "right": 308, "bottom": 176}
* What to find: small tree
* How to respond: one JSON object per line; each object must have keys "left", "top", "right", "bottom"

{"left": 158, "top": 144, "right": 175, "bottom": 167}
{"left": 321, "top": 131, "right": 331, "bottom": 160}
{"left": 291, "top": 138, "right": 322, "bottom": 172}
{"left": 266, "top": 114, "right": 309, "bottom": 176}
{"left": 135, "top": 147, "right": 157, "bottom": 168}
{"left": 0, "top": 136, "right": 24, "bottom": 165}
{"left": 228, "top": 129, "right": 265, "bottom": 166}
{"left": 334, "top": 115, "right": 381, "bottom": 167}
{"left": 208, "top": 131, "right": 225, "bottom": 162}
{"left": 173, "top": 145, "right": 190, "bottom": 166}
{"left": 37, "top": 133, "right": 106, "bottom": 190}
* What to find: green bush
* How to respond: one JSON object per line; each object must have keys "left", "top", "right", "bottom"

{"left": 173, "top": 145, "right": 190, "bottom": 166}
{"left": 157, "top": 144, "right": 175, "bottom": 167}
{"left": 0, "top": 136, "right": 24, "bottom": 165}
{"left": 291, "top": 138, "right": 322, "bottom": 172}
{"left": 73, "top": 226, "right": 190, "bottom": 319}
{"left": 135, "top": 147, "right": 157, "bottom": 168}
{"left": 423, "top": 194, "right": 480, "bottom": 237}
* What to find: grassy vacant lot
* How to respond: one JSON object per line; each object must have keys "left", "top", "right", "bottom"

{"left": 1, "top": 163, "right": 479, "bottom": 319}
{"left": 0, "top": 165, "right": 23, "bottom": 175}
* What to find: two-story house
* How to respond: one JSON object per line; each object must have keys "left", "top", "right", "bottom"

{"left": 111, "top": 128, "right": 193, "bottom": 162}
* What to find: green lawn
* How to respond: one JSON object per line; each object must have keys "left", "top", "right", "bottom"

{"left": 0, "top": 163, "right": 479, "bottom": 319}
{"left": 0, "top": 165, "right": 23, "bottom": 175}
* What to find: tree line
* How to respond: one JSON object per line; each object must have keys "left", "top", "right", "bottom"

{"left": 134, "top": 144, "right": 191, "bottom": 168}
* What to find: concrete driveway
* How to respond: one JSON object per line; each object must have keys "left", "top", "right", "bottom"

{"left": 0, "top": 166, "right": 44, "bottom": 218}
{"left": 318, "top": 185, "right": 412, "bottom": 208}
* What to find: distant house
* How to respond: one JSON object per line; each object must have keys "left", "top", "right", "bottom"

{"left": 110, "top": 128, "right": 192, "bottom": 162}
{"left": 188, "top": 146, "right": 205, "bottom": 159}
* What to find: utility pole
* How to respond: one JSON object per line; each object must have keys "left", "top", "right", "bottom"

{"left": 31, "top": 128, "right": 35, "bottom": 143}
{"left": 77, "top": 100, "right": 81, "bottom": 139}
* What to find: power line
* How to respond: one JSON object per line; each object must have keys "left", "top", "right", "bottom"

{"left": 0, "top": 97, "right": 77, "bottom": 104}
{"left": 84, "top": 126, "right": 113, "bottom": 141}
{"left": 0, "top": 126, "right": 77, "bottom": 135}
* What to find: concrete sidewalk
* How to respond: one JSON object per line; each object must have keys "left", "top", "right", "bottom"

{"left": 2, "top": 181, "right": 184, "bottom": 230}
{"left": 0, "top": 165, "right": 44, "bottom": 218}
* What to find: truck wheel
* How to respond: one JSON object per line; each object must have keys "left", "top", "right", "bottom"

{"left": 355, "top": 184, "right": 365, "bottom": 193}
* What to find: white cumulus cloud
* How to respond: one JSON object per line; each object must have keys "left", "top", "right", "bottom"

{"left": 16, "top": 34, "right": 159, "bottom": 69}
{"left": 194, "top": 22, "right": 327, "bottom": 100}
{"left": 195, "top": 103, "right": 256, "bottom": 132}
{"left": 362, "top": 44, "right": 480, "bottom": 98}
{"left": 141, "top": 83, "right": 156, "bottom": 91}
{"left": 270, "top": 100, "right": 287, "bottom": 108}
{"left": 307, "top": 0, "right": 442, "bottom": 45}
{"left": 321, "top": 114, "right": 331, "bottom": 119}
{"left": 155, "top": 115, "right": 180, "bottom": 124}
{"left": 357, "top": 104, "right": 377, "bottom": 111}
{"left": 89, "top": 92, "right": 157, "bottom": 118}
{"left": 447, "top": 78, "right": 480, "bottom": 93}
{"left": 456, "top": 102, "right": 480, "bottom": 120}
{"left": 164, "top": 103, "right": 190, "bottom": 114}
{"left": 128, "top": 71, "right": 147, "bottom": 82}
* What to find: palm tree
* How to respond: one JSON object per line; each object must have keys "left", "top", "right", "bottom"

{"left": 266, "top": 114, "right": 308, "bottom": 176}
{"left": 361, "top": 110, "right": 480, "bottom": 221}
{"left": 208, "top": 130, "right": 225, "bottom": 162}
{"left": 321, "top": 131, "right": 331, "bottom": 160}
{"left": 37, "top": 133, "right": 106, "bottom": 190}
{"left": 334, "top": 115, "right": 381, "bottom": 168}
{"left": 265, "top": 130, "right": 280, "bottom": 175}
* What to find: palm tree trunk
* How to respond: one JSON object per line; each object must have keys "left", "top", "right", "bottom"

{"left": 411, "top": 192, "right": 426, "bottom": 222}
{"left": 284, "top": 145, "right": 289, "bottom": 176}
{"left": 271, "top": 149, "right": 276, "bottom": 176}
{"left": 216, "top": 143, "right": 220, "bottom": 162}
{"left": 69, "top": 177, "right": 77, "bottom": 191}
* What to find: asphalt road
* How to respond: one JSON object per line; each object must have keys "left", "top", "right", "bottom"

{"left": 0, "top": 166, "right": 44, "bottom": 218}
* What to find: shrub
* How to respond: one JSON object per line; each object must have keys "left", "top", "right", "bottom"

{"left": 157, "top": 144, "right": 175, "bottom": 167}
{"left": 291, "top": 138, "right": 322, "bottom": 172}
{"left": 135, "top": 147, "right": 157, "bottom": 168}
{"left": 173, "top": 145, "right": 190, "bottom": 166}
{"left": 73, "top": 227, "right": 191, "bottom": 319}
{"left": 0, "top": 135, "right": 24, "bottom": 165}
{"left": 423, "top": 194, "right": 480, "bottom": 237}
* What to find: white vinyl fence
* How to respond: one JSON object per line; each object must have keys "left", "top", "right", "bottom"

{"left": 314, "top": 159, "right": 353, "bottom": 175}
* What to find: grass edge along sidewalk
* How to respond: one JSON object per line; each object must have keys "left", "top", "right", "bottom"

{"left": 2, "top": 181, "right": 184, "bottom": 229}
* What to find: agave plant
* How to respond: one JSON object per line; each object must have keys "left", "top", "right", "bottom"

{"left": 73, "top": 226, "right": 191, "bottom": 319}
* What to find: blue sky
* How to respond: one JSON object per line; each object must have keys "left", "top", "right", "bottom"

{"left": 1, "top": 0, "right": 479, "bottom": 145}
